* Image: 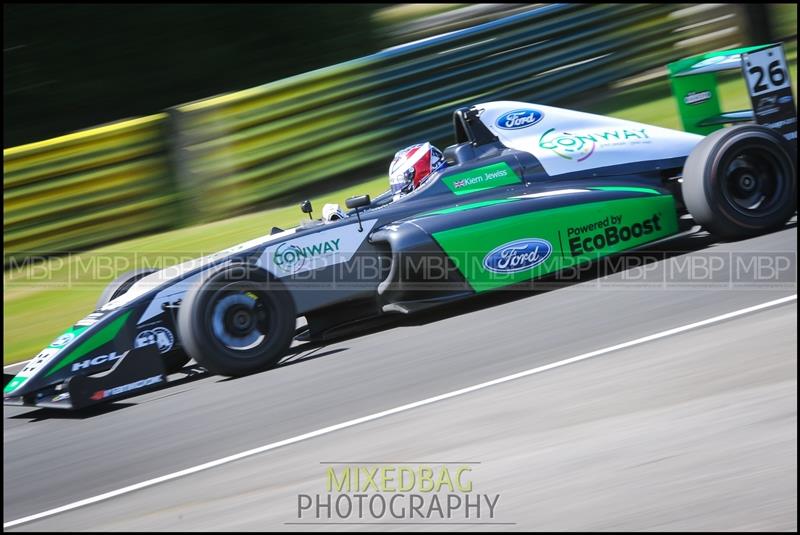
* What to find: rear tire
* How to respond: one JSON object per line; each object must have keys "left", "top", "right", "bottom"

{"left": 681, "top": 124, "right": 796, "bottom": 240}
{"left": 177, "top": 263, "right": 296, "bottom": 376}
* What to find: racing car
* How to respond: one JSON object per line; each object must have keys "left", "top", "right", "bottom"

{"left": 4, "top": 100, "right": 796, "bottom": 409}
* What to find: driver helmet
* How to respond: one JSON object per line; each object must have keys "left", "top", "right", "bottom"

{"left": 388, "top": 142, "right": 446, "bottom": 195}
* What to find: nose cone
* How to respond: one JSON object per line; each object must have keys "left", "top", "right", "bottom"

{"left": 3, "top": 309, "right": 135, "bottom": 399}
{"left": 4, "top": 323, "right": 89, "bottom": 397}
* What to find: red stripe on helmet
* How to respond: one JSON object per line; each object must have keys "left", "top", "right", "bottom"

{"left": 412, "top": 150, "right": 432, "bottom": 188}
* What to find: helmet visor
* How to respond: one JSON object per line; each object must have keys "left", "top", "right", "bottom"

{"left": 389, "top": 168, "right": 411, "bottom": 194}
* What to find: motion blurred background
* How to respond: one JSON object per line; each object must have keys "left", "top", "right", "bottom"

{"left": 2, "top": 3, "right": 798, "bottom": 364}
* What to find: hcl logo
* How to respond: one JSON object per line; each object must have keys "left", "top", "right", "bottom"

{"left": 71, "top": 351, "right": 124, "bottom": 372}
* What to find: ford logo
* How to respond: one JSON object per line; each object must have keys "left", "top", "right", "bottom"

{"left": 495, "top": 109, "right": 544, "bottom": 130}
{"left": 483, "top": 239, "right": 552, "bottom": 273}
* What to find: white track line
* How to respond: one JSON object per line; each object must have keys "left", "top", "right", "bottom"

{"left": 4, "top": 360, "right": 29, "bottom": 371}
{"left": 4, "top": 294, "right": 797, "bottom": 529}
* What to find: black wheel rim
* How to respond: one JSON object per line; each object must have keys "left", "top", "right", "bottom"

{"left": 208, "top": 281, "right": 272, "bottom": 355}
{"left": 719, "top": 144, "right": 788, "bottom": 217}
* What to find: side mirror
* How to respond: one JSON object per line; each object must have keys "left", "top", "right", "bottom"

{"left": 300, "top": 200, "right": 313, "bottom": 219}
{"left": 345, "top": 195, "right": 371, "bottom": 210}
{"left": 345, "top": 194, "right": 371, "bottom": 232}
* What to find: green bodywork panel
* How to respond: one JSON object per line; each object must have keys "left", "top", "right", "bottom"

{"left": 440, "top": 162, "right": 521, "bottom": 196}
{"left": 432, "top": 195, "right": 679, "bottom": 293}
{"left": 667, "top": 72, "right": 723, "bottom": 135}
{"left": 4, "top": 309, "right": 134, "bottom": 394}
{"left": 4, "top": 375, "right": 28, "bottom": 394}
{"left": 45, "top": 310, "right": 132, "bottom": 377}
{"left": 667, "top": 45, "right": 769, "bottom": 77}
{"left": 587, "top": 186, "right": 662, "bottom": 195}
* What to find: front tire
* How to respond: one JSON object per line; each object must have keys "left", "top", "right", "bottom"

{"left": 177, "top": 263, "right": 296, "bottom": 376}
{"left": 96, "top": 267, "right": 157, "bottom": 308}
{"left": 681, "top": 124, "right": 796, "bottom": 240}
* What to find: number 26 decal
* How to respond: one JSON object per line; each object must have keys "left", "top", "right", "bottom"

{"left": 749, "top": 60, "right": 786, "bottom": 93}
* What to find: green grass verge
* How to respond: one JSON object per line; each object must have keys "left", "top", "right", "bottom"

{"left": 3, "top": 42, "right": 797, "bottom": 365}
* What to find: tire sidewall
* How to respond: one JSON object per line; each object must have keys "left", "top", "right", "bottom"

{"left": 97, "top": 267, "right": 157, "bottom": 308}
{"left": 178, "top": 263, "right": 296, "bottom": 376}
{"left": 682, "top": 125, "right": 796, "bottom": 240}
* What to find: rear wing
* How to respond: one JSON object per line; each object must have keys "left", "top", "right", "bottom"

{"left": 668, "top": 43, "right": 797, "bottom": 143}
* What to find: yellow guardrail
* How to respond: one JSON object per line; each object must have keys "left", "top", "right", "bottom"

{"left": 3, "top": 114, "right": 177, "bottom": 264}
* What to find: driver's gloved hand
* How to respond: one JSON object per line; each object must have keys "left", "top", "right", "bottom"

{"left": 322, "top": 203, "right": 346, "bottom": 222}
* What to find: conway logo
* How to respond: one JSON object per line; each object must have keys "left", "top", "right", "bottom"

{"left": 538, "top": 127, "right": 650, "bottom": 162}
{"left": 272, "top": 239, "right": 341, "bottom": 273}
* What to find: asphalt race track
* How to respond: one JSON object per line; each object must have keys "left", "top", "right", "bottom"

{"left": 4, "top": 224, "right": 797, "bottom": 531}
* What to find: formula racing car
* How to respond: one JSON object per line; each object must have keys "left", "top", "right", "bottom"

{"left": 4, "top": 100, "right": 796, "bottom": 409}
